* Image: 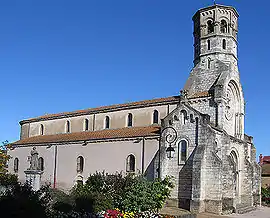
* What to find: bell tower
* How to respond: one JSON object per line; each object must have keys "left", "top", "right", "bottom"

{"left": 184, "top": 4, "right": 245, "bottom": 139}
{"left": 192, "top": 4, "right": 239, "bottom": 67}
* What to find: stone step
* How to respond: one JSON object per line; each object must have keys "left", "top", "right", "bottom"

{"left": 160, "top": 206, "right": 196, "bottom": 218}
{"left": 235, "top": 206, "right": 255, "bottom": 214}
{"left": 197, "top": 212, "right": 230, "bottom": 218}
{"left": 164, "top": 199, "right": 179, "bottom": 208}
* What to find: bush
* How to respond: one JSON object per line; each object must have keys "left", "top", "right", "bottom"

{"left": 262, "top": 186, "right": 270, "bottom": 205}
{"left": 122, "top": 175, "right": 174, "bottom": 213}
{"left": 0, "top": 183, "right": 51, "bottom": 218}
{"left": 0, "top": 173, "right": 18, "bottom": 187}
{"left": 71, "top": 172, "right": 174, "bottom": 214}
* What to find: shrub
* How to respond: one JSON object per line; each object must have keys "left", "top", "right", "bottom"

{"left": 0, "top": 173, "right": 18, "bottom": 187}
{"left": 0, "top": 183, "right": 51, "bottom": 218}
{"left": 262, "top": 186, "right": 270, "bottom": 205}
{"left": 122, "top": 176, "right": 174, "bottom": 213}
{"left": 49, "top": 188, "right": 75, "bottom": 217}
{"left": 71, "top": 172, "right": 174, "bottom": 214}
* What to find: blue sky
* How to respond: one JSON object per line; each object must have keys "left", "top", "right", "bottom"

{"left": 0, "top": 0, "right": 268, "bottom": 158}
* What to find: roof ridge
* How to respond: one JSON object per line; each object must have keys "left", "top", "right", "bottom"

{"left": 20, "top": 96, "right": 180, "bottom": 124}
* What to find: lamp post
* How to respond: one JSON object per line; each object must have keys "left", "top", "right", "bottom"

{"left": 158, "top": 126, "right": 178, "bottom": 179}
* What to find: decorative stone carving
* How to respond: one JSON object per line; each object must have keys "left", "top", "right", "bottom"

{"left": 24, "top": 147, "right": 43, "bottom": 191}
{"left": 29, "top": 147, "right": 39, "bottom": 170}
{"left": 225, "top": 87, "right": 234, "bottom": 121}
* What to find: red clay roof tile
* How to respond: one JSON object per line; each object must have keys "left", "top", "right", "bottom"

{"left": 20, "top": 96, "right": 180, "bottom": 124}
{"left": 11, "top": 126, "right": 161, "bottom": 146}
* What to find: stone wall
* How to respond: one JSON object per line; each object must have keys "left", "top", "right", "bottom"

{"left": 8, "top": 138, "right": 159, "bottom": 190}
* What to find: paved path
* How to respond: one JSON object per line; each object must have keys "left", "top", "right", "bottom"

{"left": 198, "top": 207, "right": 270, "bottom": 218}
{"left": 228, "top": 206, "right": 270, "bottom": 218}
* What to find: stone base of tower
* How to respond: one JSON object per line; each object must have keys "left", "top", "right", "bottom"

{"left": 186, "top": 197, "right": 258, "bottom": 215}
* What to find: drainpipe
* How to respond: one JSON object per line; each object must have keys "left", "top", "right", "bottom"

{"left": 93, "top": 114, "right": 96, "bottom": 131}
{"left": 167, "top": 104, "right": 170, "bottom": 115}
{"left": 141, "top": 137, "right": 145, "bottom": 174}
{"left": 158, "top": 135, "right": 161, "bottom": 179}
{"left": 53, "top": 145, "right": 58, "bottom": 188}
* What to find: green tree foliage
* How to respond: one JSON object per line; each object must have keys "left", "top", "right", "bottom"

{"left": 0, "top": 140, "right": 9, "bottom": 173}
{"left": 122, "top": 175, "right": 174, "bottom": 213}
{"left": 0, "top": 183, "right": 51, "bottom": 218}
{"left": 0, "top": 172, "right": 174, "bottom": 217}
{"left": 70, "top": 172, "right": 174, "bottom": 213}
{"left": 262, "top": 186, "right": 270, "bottom": 205}
{"left": 0, "top": 173, "right": 18, "bottom": 187}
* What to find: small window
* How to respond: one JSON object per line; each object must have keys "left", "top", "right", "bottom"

{"left": 126, "top": 154, "right": 135, "bottom": 173}
{"left": 220, "top": 20, "right": 227, "bottom": 33}
{"left": 14, "top": 158, "right": 19, "bottom": 173}
{"left": 77, "top": 156, "right": 84, "bottom": 173}
{"left": 66, "top": 121, "right": 70, "bottom": 133}
{"left": 222, "top": 39, "right": 226, "bottom": 49}
{"left": 207, "top": 58, "right": 211, "bottom": 69}
{"left": 181, "top": 110, "right": 187, "bottom": 125}
{"left": 153, "top": 110, "right": 159, "bottom": 124}
{"left": 105, "top": 116, "right": 110, "bottom": 129}
{"left": 207, "top": 40, "right": 210, "bottom": 50}
{"left": 190, "top": 114, "right": 194, "bottom": 123}
{"left": 38, "top": 157, "right": 44, "bottom": 171}
{"left": 207, "top": 20, "right": 214, "bottom": 34}
{"left": 178, "top": 140, "right": 188, "bottom": 163}
{"left": 127, "top": 113, "right": 133, "bottom": 127}
{"left": 84, "top": 119, "right": 89, "bottom": 131}
{"left": 40, "top": 124, "right": 44, "bottom": 135}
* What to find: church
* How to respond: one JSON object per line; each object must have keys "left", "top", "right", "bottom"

{"left": 7, "top": 4, "right": 261, "bottom": 215}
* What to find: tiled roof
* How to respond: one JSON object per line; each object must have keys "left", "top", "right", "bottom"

{"left": 10, "top": 126, "right": 161, "bottom": 146}
{"left": 188, "top": 91, "right": 210, "bottom": 99}
{"left": 262, "top": 156, "right": 270, "bottom": 163}
{"left": 262, "top": 164, "right": 270, "bottom": 176}
{"left": 20, "top": 96, "right": 180, "bottom": 124}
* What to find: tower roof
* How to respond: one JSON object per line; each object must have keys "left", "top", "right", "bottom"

{"left": 193, "top": 4, "right": 239, "bottom": 20}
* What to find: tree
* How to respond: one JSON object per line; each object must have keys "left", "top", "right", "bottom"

{"left": 0, "top": 183, "right": 51, "bottom": 218}
{"left": 0, "top": 140, "right": 10, "bottom": 173}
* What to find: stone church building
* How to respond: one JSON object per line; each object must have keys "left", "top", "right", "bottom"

{"left": 8, "top": 4, "right": 261, "bottom": 214}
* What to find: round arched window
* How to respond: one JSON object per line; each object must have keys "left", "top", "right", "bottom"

{"left": 77, "top": 156, "right": 84, "bottom": 173}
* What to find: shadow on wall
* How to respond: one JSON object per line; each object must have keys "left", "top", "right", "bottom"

{"left": 178, "top": 149, "right": 196, "bottom": 210}
{"left": 144, "top": 151, "right": 158, "bottom": 181}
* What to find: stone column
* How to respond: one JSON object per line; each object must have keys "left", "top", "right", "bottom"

{"left": 24, "top": 147, "right": 43, "bottom": 191}
{"left": 24, "top": 170, "right": 43, "bottom": 191}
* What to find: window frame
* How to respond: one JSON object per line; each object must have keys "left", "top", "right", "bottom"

{"left": 38, "top": 157, "right": 44, "bottom": 171}
{"left": 40, "top": 124, "right": 44, "bottom": 135}
{"left": 153, "top": 110, "right": 159, "bottom": 124}
{"left": 66, "top": 120, "right": 71, "bottom": 133}
{"left": 77, "top": 156, "right": 84, "bottom": 173}
{"left": 220, "top": 19, "right": 228, "bottom": 33}
{"left": 105, "top": 116, "right": 110, "bottom": 129}
{"left": 180, "top": 110, "right": 187, "bottom": 125}
{"left": 178, "top": 139, "right": 188, "bottom": 165}
{"left": 84, "top": 119, "right": 89, "bottom": 131}
{"left": 222, "top": 39, "right": 226, "bottom": 49}
{"left": 14, "top": 157, "right": 19, "bottom": 173}
{"left": 126, "top": 154, "right": 136, "bottom": 173}
{"left": 207, "top": 39, "right": 211, "bottom": 50}
{"left": 127, "top": 113, "right": 133, "bottom": 127}
{"left": 207, "top": 20, "right": 214, "bottom": 34}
